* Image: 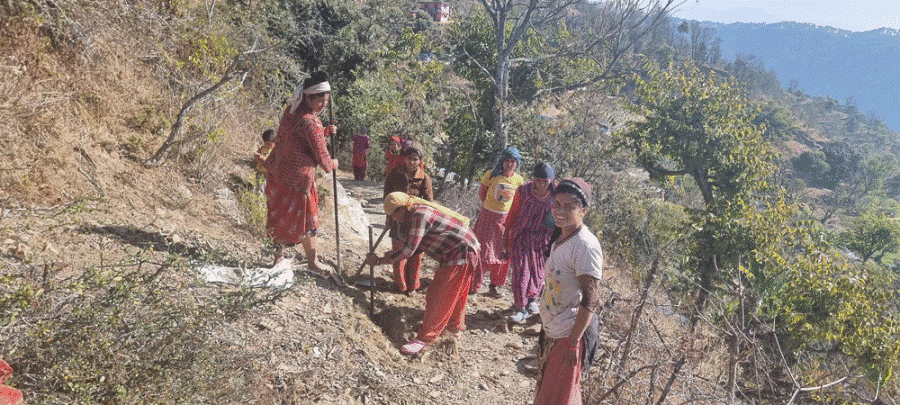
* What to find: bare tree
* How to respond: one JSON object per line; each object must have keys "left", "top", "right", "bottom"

{"left": 472, "top": 0, "right": 580, "bottom": 150}
{"left": 537, "top": 0, "right": 680, "bottom": 93}
{"left": 145, "top": 42, "right": 270, "bottom": 166}
{"left": 473, "top": 0, "right": 678, "bottom": 150}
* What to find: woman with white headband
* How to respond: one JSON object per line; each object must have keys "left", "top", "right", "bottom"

{"left": 264, "top": 71, "right": 339, "bottom": 270}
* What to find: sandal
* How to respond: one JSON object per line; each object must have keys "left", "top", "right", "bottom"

{"left": 400, "top": 339, "right": 428, "bottom": 355}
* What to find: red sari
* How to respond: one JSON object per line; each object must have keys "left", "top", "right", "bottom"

{"left": 265, "top": 103, "right": 335, "bottom": 244}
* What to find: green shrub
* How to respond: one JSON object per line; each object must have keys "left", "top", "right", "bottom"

{"left": 237, "top": 188, "right": 267, "bottom": 236}
{"left": 1, "top": 253, "right": 279, "bottom": 403}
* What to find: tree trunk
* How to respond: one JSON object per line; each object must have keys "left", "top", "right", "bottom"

{"left": 691, "top": 166, "right": 714, "bottom": 206}
{"left": 492, "top": 49, "right": 510, "bottom": 152}
{"left": 691, "top": 255, "right": 715, "bottom": 331}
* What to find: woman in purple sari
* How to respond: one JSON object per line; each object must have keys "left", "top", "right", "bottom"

{"left": 503, "top": 163, "right": 556, "bottom": 323}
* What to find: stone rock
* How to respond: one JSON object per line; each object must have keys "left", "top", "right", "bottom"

{"left": 215, "top": 187, "right": 243, "bottom": 224}
{"left": 505, "top": 341, "right": 524, "bottom": 350}
{"left": 522, "top": 324, "right": 542, "bottom": 336}
{"left": 11, "top": 243, "right": 30, "bottom": 259}
{"left": 45, "top": 242, "right": 59, "bottom": 255}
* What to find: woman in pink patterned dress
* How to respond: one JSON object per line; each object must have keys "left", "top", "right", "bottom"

{"left": 503, "top": 162, "right": 556, "bottom": 323}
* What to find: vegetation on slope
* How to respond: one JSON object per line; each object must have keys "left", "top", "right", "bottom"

{"left": 2, "top": 0, "right": 900, "bottom": 403}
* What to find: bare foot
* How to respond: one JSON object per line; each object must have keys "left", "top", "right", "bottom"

{"left": 308, "top": 260, "right": 328, "bottom": 272}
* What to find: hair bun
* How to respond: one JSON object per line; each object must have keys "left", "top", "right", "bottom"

{"left": 303, "top": 71, "right": 330, "bottom": 90}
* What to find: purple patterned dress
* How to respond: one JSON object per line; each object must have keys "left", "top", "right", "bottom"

{"left": 507, "top": 181, "right": 554, "bottom": 309}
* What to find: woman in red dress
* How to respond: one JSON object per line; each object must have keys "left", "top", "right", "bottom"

{"left": 264, "top": 71, "right": 338, "bottom": 270}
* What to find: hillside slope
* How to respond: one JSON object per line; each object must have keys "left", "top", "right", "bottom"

{"left": 0, "top": 2, "right": 724, "bottom": 404}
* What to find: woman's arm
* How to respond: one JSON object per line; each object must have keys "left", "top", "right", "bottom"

{"left": 302, "top": 117, "right": 335, "bottom": 172}
{"left": 504, "top": 187, "right": 523, "bottom": 228}
{"left": 384, "top": 170, "right": 401, "bottom": 198}
{"left": 366, "top": 211, "right": 428, "bottom": 265}
{"left": 562, "top": 274, "right": 601, "bottom": 364}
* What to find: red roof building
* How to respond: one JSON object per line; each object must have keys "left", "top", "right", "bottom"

{"left": 416, "top": 2, "right": 451, "bottom": 23}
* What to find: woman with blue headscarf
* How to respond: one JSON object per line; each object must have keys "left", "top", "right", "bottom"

{"left": 470, "top": 146, "right": 524, "bottom": 297}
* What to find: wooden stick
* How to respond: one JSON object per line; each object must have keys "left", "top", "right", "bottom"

{"left": 355, "top": 225, "right": 389, "bottom": 276}
{"left": 329, "top": 96, "right": 342, "bottom": 277}
{"left": 369, "top": 226, "right": 375, "bottom": 316}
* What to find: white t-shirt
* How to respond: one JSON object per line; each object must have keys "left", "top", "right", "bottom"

{"left": 539, "top": 226, "right": 603, "bottom": 339}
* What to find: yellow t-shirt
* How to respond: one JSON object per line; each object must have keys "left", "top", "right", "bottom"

{"left": 255, "top": 143, "right": 275, "bottom": 173}
{"left": 480, "top": 171, "right": 524, "bottom": 213}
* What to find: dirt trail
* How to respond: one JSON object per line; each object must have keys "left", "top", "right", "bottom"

{"left": 325, "top": 171, "right": 686, "bottom": 405}
{"left": 322, "top": 172, "right": 544, "bottom": 404}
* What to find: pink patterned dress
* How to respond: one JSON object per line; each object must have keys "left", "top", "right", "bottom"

{"left": 506, "top": 181, "right": 554, "bottom": 308}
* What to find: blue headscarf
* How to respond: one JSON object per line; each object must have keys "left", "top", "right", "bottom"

{"left": 490, "top": 146, "right": 522, "bottom": 177}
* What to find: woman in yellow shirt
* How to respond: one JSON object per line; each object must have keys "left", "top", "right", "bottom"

{"left": 470, "top": 146, "right": 524, "bottom": 297}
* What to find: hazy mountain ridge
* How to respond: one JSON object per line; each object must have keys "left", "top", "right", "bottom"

{"left": 697, "top": 21, "right": 900, "bottom": 131}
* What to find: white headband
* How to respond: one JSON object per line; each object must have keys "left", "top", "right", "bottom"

{"left": 302, "top": 81, "right": 331, "bottom": 95}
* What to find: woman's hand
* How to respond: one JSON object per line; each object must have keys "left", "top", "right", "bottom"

{"left": 561, "top": 336, "right": 579, "bottom": 365}
{"left": 325, "top": 125, "right": 338, "bottom": 137}
{"left": 332, "top": 158, "right": 339, "bottom": 169}
{"left": 364, "top": 253, "right": 381, "bottom": 266}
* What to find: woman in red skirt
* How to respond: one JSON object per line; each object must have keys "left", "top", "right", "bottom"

{"left": 470, "top": 146, "right": 524, "bottom": 297}
{"left": 264, "top": 71, "right": 338, "bottom": 270}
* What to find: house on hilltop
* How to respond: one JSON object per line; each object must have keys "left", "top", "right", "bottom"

{"left": 415, "top": 1, "right": 451, "bottom": 23}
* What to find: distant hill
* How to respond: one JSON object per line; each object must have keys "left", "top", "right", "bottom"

{"left": 700, "top": 21, "right": 900, "bottom": 131}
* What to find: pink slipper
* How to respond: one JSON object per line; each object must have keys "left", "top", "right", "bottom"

{"left": 400, "top": 339, "right": 428, "bottom": 355}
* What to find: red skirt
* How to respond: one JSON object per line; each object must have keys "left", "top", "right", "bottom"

{"left": 352, "top": 151, "right": 367, "bottom": 168}
{"left": 265, "top": 170, "right": 319, "bottom": 244}
{"left": 473, "top": 207, "right": 508, "bottom": 265}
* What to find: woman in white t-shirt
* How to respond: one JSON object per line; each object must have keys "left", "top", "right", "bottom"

{"left": 535, "top": 178, "right": 602, "bottom": 405}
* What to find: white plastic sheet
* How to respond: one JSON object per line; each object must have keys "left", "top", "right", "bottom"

{"left": 199, "top": 258, "right": 294, "bottom": 288}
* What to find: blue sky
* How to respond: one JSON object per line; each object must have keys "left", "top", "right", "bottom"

{"left": 672, "top": 0, "right": 900, "bottom": 32}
